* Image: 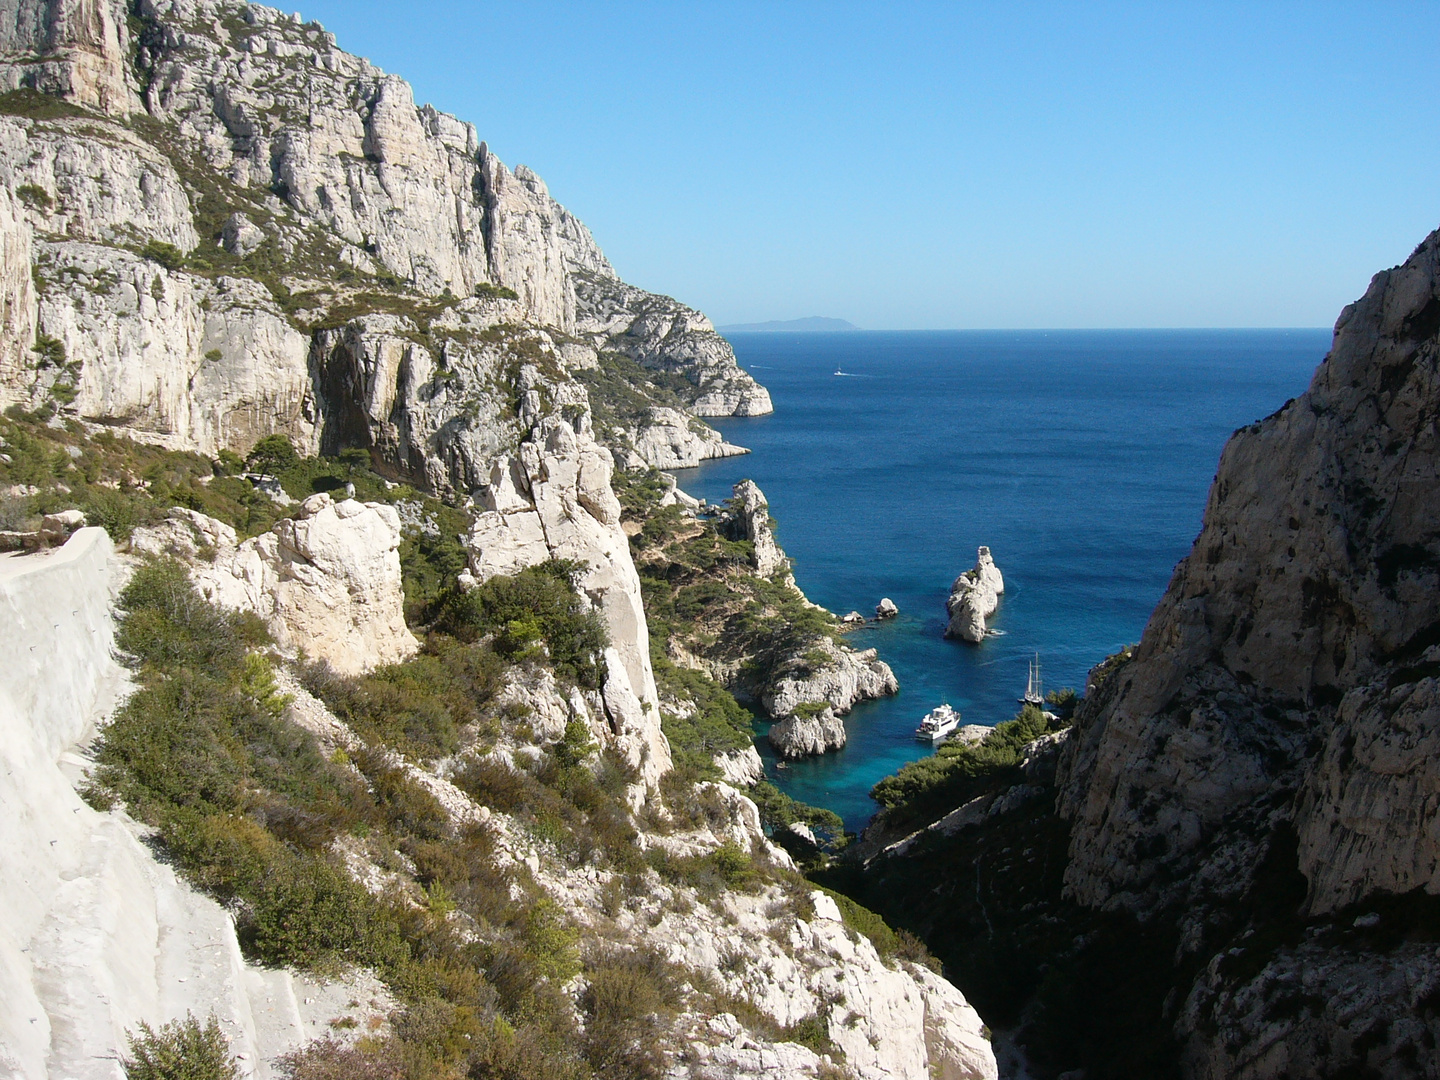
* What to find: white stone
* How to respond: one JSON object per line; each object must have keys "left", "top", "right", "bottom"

{"left": 193, "top": 493, "right": 418, "bottom": 675}
{"left": 945, "top": 548, "right": 1004, "bottom": 643}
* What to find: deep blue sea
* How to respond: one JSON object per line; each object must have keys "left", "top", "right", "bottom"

{"left": 681, "top": 329, "right": 1329, "bottom": 833}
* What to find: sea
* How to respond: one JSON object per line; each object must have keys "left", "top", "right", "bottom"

{"left": 681, "top": 329, "right": 1330, "bottom": 834}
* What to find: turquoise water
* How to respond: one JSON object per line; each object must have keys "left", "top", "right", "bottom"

{"left": 682, "top": 329, "right": 1328, "bottom": 833}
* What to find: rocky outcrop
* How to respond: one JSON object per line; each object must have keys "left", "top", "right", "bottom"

{"left": 465, "top": 413, "right": 672, "bottom": 789}
{"left": 718, "top": 478, "right": 786, "bottom": 578}
{"left": 876, "top": 597, "right": 898, "bottom": 619}
{"left": 768, "top": 705, "right": 847, "bottom": 759}
{"left": 186, "top": 493, "right": 418, "bottom": 676}
{"left": 612, "top": 405, "right": 749, "bottom": 470}
{"left": 763, "top": 637, "right": 899, "bottom": 724}
{"left": 945, "top": 547, "right": 1004, "bottom": 642}
{"left": 0, "top": 0, "right": 139, "bottom": 115}
{"left": 572, "top": 270, "right": 772, "bottom": 417}
{"left": 130, "top": 504, "right": 237, "bottom": 557}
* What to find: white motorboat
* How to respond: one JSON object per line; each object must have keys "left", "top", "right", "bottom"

{"left": 915, "top": 703, "right": 961, "bottom": 742}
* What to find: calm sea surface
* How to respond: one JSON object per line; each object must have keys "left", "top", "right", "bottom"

{"left": 682, "top": 329, "right": 1328, "bottom": 833}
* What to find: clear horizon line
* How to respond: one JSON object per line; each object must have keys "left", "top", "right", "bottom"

{"left": 717, "top": 325, "right": 1332, "bottom": 333}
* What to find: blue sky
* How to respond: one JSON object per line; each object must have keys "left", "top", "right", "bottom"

{"left": 298, "top": 1, "right": 1440, "bottom": 329}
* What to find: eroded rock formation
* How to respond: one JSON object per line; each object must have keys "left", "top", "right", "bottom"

{"left": 186, "top": 493, "right": 419, "bottom": 676}
{"left": 465, "top": 413, "right": 672, "bottom": 790}
{"left": 945, "top": 546, "right": 1003, "bottom": 642}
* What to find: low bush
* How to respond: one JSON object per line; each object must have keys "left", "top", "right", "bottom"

{"left": 141, "top": 239, "right": 188, "bottom": 271}
{"left": 123, "top": 1013, "right": 238, "bottom": 1080}
{"left": 581, "top": 947, "right": 681, "bottom": 1080}
{"left": 303, "top": 635, "right": 501, "bottom": 761}
{"left": 430, "top": 561, "right": 608, "bottom": 689}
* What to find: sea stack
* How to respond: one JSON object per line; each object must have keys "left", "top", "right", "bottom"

{"left": 876, "top": 597, "right": 899, "bottom": 619}
{"left": 946, "top": 546, "right": 1004, "bottom": 642}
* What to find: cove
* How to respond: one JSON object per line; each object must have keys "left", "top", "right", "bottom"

{"left": 682, "top": 329, "right": 1327, "bottom": 833}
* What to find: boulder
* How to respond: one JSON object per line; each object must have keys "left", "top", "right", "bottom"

{"left": 220, "top": 212, "right": 264, "bottom": 257}
{"left": 193, "top": 494, "right": 418, "bottom": 676}
{"left": 841, "top": 610, "right": 866, "bottom": 625}
{"left": 876, "top": 597, "right": 899, "bottom": 619}
{"left": 38, "top": 509, "right": 85, "bottom": 543}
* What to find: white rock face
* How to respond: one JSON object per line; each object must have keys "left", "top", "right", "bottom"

{"left": 613, "top": 405, "right": 749, "bottom": 470}
{"left": 645, "top": 885, "right": 996, "bottom": 1080}
{"left": 768, "top": 705, "right": 847, "bottom": 759}
{"left": 192, "top": 493, "right": 418, "bottom": 676}
{"left": 714, "top": 745, "right": 766, "bottom": 787}
{"left": 721, "top": 478, "right": 786, "bottom": 577}
{"left": 0, "top": 0, "right": 139, "bottom": 115}
{"left": 945, "top": 547, "right": 1004, "bottom": 642}
{"left": 763, "top": 637, "right": 899, "bottom": 722}
{"left": 0, "top": 529, "right": 367, "bottom": 1080}
{"left": 876, "top": 597, "right": 898, "bottom": 619}
{"left": 0, "top": 184, "right": 35, "bottom": 403}
{"left": 465, "top": 415, "right": 672, "bottom": 788}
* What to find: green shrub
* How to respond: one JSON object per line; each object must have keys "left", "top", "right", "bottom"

{"left": 303, "top": 636, "right": 499, "bottom": 760}
{"left": 431, "top": 561, "right": 608, "bottom": 689}
{"left": 141, "top": 239, "right": 188, "bottom": 271}
{"left": 581, "top": 948, "right": 680, "bottom": 1080}
{"left": 16, "top": 183, "right": 52, "bottom": 211}
{"left": 123, "top": 1013, "right": 238, "bottom": 1080}
{"left": 870, "top": 703, "right": 1066, "bottom": 825}
{"left": 473, "top": 281, "right": 520, "bottom": 300}
{"left": 245, "top": 433, "right": 299, "bottom": 477}
{"left": 32, "top": 333, "right": 65, "bottom": 367}
{"left": 521, "top": 898, "right": 580, "bottom": 982}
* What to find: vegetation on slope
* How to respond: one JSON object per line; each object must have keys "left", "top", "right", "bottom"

{"left": 870, "top": 697, "right": 1074, "bottom": 829}
{"left": 87, "top": 557, "right": 709, "bottom": 1079}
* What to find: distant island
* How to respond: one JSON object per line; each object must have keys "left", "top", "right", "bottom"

{"left": 718, "top": 316, "right": 861, "bottom": 333}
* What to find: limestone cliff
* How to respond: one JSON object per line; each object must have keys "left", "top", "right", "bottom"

{"left": 0, "top": 0, "right": 768, "bottom": 442}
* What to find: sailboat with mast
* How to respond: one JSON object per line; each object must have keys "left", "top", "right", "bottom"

{"left": 1018, "top": 653, "right": 1044, "bottom": 706}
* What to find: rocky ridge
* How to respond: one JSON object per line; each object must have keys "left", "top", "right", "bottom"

{"left": 0, "top": 0, "right": 768, "bottom": 458}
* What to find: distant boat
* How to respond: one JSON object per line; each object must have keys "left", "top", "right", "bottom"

{"left": 1019, "top": 653, "right": 1044, "bottom": 706}
{"left": 915, "top": 703, "right": 961, "bottom": 742}
{"left": 834, "top": 367, "right": 846, "bottom": 376}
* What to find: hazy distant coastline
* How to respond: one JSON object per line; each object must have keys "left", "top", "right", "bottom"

{"left": 719, "top": 316, "right": 861, "bottom": 333}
